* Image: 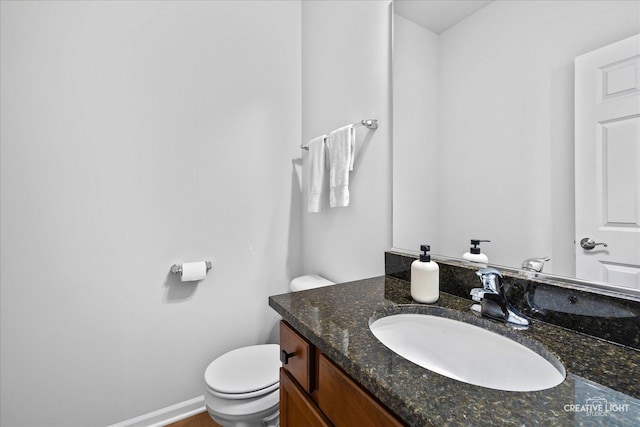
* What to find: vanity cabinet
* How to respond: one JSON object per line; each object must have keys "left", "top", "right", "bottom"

{"left": 279, "top": 321, "right": 405, "bottom": 427}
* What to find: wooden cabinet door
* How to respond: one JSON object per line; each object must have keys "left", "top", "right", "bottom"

{"left": 318, "top": 354, "right": 405, "bottom": 427}
{"left": 280, "top": 368, "right": 332, "bottom": 427}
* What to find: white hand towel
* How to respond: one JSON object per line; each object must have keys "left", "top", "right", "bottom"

{"left": 327, "top": 125, "right": 355, "bottom": 208}
{"left": 307, "top": 135, "right": 328, "bottom": 213}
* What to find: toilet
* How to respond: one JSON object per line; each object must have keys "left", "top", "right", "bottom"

{"left": 203, "top": 274, "right": 334, "bottom": 427}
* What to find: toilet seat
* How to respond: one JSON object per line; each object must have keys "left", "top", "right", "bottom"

{"left": 205, "top": 380, "right": 279, "bottom": 399}
{"left": 204, "top": 344, "right": 280, "bottom": 398}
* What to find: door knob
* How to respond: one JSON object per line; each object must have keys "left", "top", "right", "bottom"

{"left": 580, "top": 237, "right": 608, "bottom": 250}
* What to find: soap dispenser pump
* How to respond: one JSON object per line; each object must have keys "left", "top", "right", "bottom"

{"left": 411, "top": 245, "right": 439, "bottom": 304}
{"left": 463, "top": 239, "right": 490, "bottom": 266}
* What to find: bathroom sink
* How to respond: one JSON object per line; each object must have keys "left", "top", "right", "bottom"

{"left": 369, "top": 312, "right": 565, "bottom": 392}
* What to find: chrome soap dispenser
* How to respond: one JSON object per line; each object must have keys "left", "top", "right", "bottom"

{"left": 411, "top": 245, "right": 439, "bottom": 303}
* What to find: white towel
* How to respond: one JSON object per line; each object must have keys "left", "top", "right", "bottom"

{"left": 327, "top": 125, "right": 355, "bottom": 208}
{"left": 307, "top": 135, "right": 328, "bottom": 213}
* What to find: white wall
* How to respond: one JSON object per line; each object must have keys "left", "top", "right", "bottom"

{"left": 393, "top": 1, "right": 640, "bottom": 276}
{"left": 301, "top": 1, "right": 393, "bottom": 283}
{"left": 0, "top": 1, "right": 301, "bottom": 426}
{"left": 392, "top": 15, "right": 440, "bottom": 255}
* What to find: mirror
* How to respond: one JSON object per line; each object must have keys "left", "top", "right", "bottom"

{"left": 392, "top": 0, "right": 640, "bottom": 294}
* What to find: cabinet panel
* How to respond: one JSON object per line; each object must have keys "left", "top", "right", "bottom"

{"left": 280, "top": 321, "right": 312, "bottom": 392}
{"left": 318, "top": 354, "right": 405, "bottom": 427}
{"left": 280, "top": 368, "right": 332, "bottom": 427}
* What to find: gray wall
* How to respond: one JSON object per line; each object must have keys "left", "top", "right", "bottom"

{"left": 301, "top": 0, "right": 393, "bottom": 283}
{"left": 1, "top": 1, "right": 302, "bottom": 425}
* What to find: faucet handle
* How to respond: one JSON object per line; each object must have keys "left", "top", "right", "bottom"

{"left": 475, "top": 268, "right": 503, "bottom": 294}
{"left": 521, "top": 257, "right": 550, "bottom": 272}
{"left": 476, "top": 267, "right": 502, "bottom": 277}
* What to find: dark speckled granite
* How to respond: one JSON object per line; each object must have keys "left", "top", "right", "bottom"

{"left": 269, "top": 276, "right": 640, "bottom": 426}
{"left": 386, "top": 251, "right": 640, "bottom": 350}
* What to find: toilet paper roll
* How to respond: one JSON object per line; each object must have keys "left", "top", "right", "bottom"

{"left": 180, "top": 261, "right": 207, "bottom": 282}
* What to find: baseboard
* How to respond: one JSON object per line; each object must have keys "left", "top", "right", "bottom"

{"left": 107, "top": 396, "right": 206, "bottom": 427}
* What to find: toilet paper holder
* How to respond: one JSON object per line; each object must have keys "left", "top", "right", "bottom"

{"left": 170, "top": 261, "right": 213, "bottom": 276}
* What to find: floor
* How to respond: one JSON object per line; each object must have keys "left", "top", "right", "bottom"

{"left": 165, "top": 411, "right": 221, "bottom": 427}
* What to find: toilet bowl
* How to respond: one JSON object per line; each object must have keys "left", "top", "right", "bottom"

{"left": 204, "top": 344, "right": 281, "bottom": 427}
{"left": 204, "top": 275, "right": 334, "bottom": 427}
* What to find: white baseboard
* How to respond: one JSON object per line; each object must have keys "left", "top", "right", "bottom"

{"left": 107, "top": 396, "right": 206, "bottom": 427}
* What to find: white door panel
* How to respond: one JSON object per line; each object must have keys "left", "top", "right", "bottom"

{"left": 575, "top": 34, "right": 640, "bottom": 291}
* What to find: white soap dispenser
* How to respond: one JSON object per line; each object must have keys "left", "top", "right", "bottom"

{"left": 411, "top": 245, "right": 439, "bottom": 304}
{"left": 462, "top": 239, "right": 490, "bottom": 266}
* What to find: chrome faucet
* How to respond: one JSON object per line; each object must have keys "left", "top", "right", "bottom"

{"left": 521, "top": 257, "right": 550, "bottom": 273}
{"left": 470, "top": 268, "right": 530, "bottom": 327}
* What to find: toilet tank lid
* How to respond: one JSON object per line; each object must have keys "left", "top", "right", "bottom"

{"left": 290, "top": 274, "right": 335, "bottom": 292}
{"left": 204, "top": 344, "right": 280, "bottom": 394}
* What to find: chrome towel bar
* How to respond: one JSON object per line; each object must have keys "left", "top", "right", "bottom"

{"left": 301, "top": 119, "right": 378, "bottom": 150}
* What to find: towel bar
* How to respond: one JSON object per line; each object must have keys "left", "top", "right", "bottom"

{"left": 301, "top": 119, "right": 378, "bottom": 150}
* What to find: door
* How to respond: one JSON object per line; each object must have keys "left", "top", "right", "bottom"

{"left": 575, "top": 34, "right": 640, "bottom": 291}
{"left": 280, "top": 369, "right": 331, "bottom": 427}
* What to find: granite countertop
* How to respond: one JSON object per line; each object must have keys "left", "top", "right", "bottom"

{"left": 269, "top": 276, "right": 640, "bottom": 426}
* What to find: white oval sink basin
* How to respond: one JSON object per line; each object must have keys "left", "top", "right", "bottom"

{"left": 370, "top": 313, "right": 565, "bottom": 392}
